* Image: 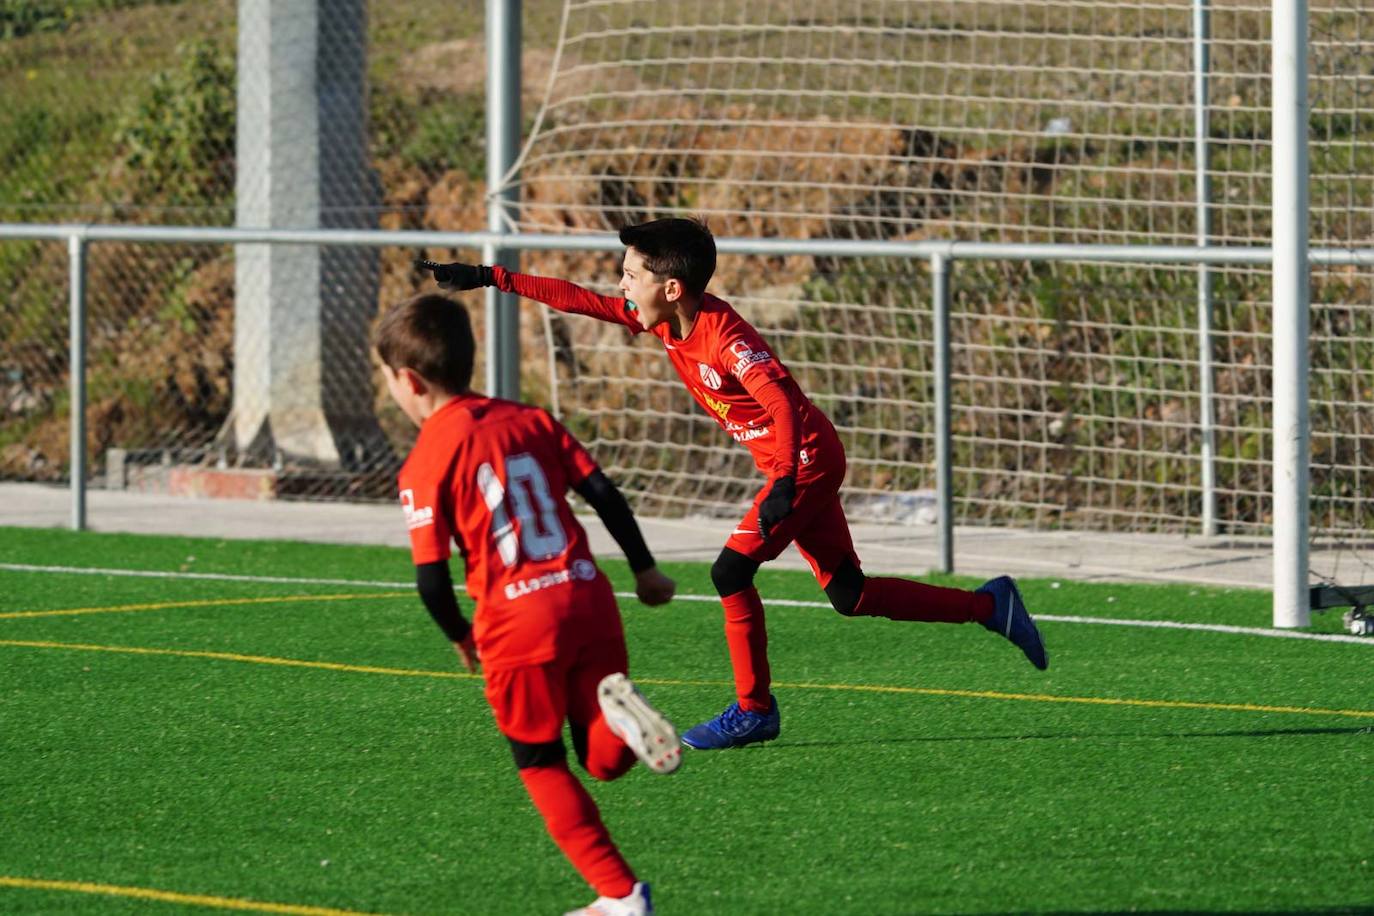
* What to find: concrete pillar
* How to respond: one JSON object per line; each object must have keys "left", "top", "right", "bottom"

{"left": 233, "top": 0, "right": 385, "bottom": 469}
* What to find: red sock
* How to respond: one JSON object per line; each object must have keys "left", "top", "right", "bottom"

{"left": 518, "top": 763, "right": 636, "bottom": 899}
{"left": 852, "top": 576, "right": 994, "bottom": 623}
{"left": 583, "top": 713, "right": 636, "bottom": 782}
{"left": 722, "top": 588, "right": 772, "bottom": 713}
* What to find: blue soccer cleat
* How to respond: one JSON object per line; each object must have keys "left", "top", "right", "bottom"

{"left": 977, "top": 575, "right": 1048, "bottom": 670}
{"left": 681, "top": 696, "right": 780, "bottom": 750}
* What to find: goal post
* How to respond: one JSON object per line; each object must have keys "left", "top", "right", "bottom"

{"left": 1271, "top": 0, "right": 1311, "bottom": 628}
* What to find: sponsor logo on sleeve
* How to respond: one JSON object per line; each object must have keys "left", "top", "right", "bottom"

{"left": 400, "top": 488, "right": 434, "bottom": 531}
{"left": 726, "top": 339, "right": 775, "bottom": 379}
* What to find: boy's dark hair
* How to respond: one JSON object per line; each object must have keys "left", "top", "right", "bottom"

{"left": 373, "top": 294, "right": 475, "bottom": 394}
{"left": 618, "top": 217, "right": 716, "bottom": 296}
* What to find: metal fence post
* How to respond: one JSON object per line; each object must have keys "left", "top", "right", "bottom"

{"left": 68, "top": 233, "right": 87, "bottom": 531}
{"left": 485, "top": 0, "right": 521, "bottom": 400}
{"left": 932, "top": 252, "right": 954, "bottom": 574}
{"left": 1193, "top": 0, "right": 1217, "bottom": 537}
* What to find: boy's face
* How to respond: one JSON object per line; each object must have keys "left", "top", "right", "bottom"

{"left": 381, "top": 363, "right": 424, "bottom": 427}
{"left": 619, "top": 247, "right": 682, "bottom": 330}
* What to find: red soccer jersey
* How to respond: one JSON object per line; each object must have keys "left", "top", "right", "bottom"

{"left": 493, "top": 268, "right": 839, "bottom": 476}
{"left": 398, "top": 394, "right": 615, "bottom": 668}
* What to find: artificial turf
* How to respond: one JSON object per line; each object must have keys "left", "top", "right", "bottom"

{"left": 1, "top": 526, "right": 1371, "bottom": 915}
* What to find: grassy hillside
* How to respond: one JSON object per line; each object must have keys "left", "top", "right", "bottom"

{"left": 0, "top": 1, "right": 497, "bottom": 485}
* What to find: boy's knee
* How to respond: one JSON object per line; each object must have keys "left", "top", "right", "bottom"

{"left": 584, "top": 758, "right": 625, "bottom": 782}
{"left": 507, "top": 737, "right": 566, "bottom": 770}
{"left": 711, "top": 548, "right": 759, "bottom": 597}
{"left": 569, "top": 722, "right": 632, "bottom": 782}
{"left": 824, "top": 561, "right": 866, "bottom": 616}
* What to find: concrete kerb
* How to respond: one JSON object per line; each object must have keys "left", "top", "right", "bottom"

{"left": 0, "top": 481, "right": 1291, "bottom": 589}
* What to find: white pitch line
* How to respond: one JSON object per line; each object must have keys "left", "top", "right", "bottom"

{"left": 1032, "top": 613, "right": 1374, "bottom": 646}
{"left": 3, "top": 562, "right": 1371, "bottom": 646}
{"left": 0, "top": 562, "right": 411, "bottom": 590}
{"left": 625, "top": 596, "right": 1374, "bottom": 645}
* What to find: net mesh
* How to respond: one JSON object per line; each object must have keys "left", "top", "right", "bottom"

{"left": 1309, "top": 3, "right": 1374, "bottom": 593}
{"left": 501, "top": 0, "right": 1374, "bottom": 565}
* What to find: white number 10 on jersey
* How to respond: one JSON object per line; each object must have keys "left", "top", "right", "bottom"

{"left": 477, "top": 453, "right": 568, "bottom": 567}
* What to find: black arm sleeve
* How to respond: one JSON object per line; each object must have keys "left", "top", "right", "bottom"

{"left": 573, "top": 470, "right": 656, "bottom": 574}
{"left": 415, "top": 561, "right": 472, "bottom": 643}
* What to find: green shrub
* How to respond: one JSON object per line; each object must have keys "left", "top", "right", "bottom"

{"left": 109, "top": 37, "right": 235, "bottom": 210}
{"left": 0, "top": 0, "right": 184, "bottom": 39}
{"left": 370, "top": 87, "right": 485, "bottom": 179}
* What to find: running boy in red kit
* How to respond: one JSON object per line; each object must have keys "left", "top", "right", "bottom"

{"left": 374, "top": 293, "right": 680, "bottom": 916}
{"left": 417, "top": 218, "right": 1047, "bottom": 751}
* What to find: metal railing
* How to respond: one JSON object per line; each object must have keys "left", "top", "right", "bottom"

{"left": 6, "top": 220, "right": 1373, "bottom": 628}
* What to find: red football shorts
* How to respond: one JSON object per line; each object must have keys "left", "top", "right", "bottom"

{"left": 723, "top": 441, "right": 860, "bottom": 589}
{"left": 483, "top": 612, "right": 629, "bottom": 744}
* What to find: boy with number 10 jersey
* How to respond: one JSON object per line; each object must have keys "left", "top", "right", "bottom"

{"left": 375, "top": 294, "right": 679, "bottom": 916}
{"left": 402, "top": 395, "right": 617, "bottom": 667}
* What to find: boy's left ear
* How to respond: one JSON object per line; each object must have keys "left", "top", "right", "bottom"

{"left": 399, "top": 367, "right": 428, "bottom": 395}
{"left": 663, "top": 277, "right": 684, "bottom": 302}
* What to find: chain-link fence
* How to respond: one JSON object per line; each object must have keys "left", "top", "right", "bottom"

{"left": 1, "top": 0, "right": 503, "bottom": 498}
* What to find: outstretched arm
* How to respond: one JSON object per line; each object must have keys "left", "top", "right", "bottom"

{"left": 415, "top": 259, "right": 640, "bottom": 331}
{"left": 574, "top": 469, "right": 675, "bottom": 606}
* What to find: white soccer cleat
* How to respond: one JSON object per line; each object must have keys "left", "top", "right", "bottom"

{"left": 597, "top": 673, "right": 682, "bottom": 775}
{"left": 563, "top": 880, "right": 653, "bottom": 916}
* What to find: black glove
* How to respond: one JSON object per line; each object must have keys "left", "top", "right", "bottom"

{"left": 757, "top": 475, "right": 796, "bottom": 539}
{"left": 415, "top": 259, "right": 496, "bottom": 291}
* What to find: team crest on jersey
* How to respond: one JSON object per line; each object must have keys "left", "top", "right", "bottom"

{"left": 698, "top": 362, "right": 723, "bottom": 390}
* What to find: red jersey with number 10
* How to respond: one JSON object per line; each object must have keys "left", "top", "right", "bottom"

{"left": 398, "top": 393, "right": 616, "bottom": 668}
{"left": 492, "top": 267, "right": 840, "bottom": 477}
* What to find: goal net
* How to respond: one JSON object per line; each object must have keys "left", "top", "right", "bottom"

{"left": 501, "top": 0, "right": 1374, "bottom": 597}
{"left": 1308, "top": 3, "right": 1374, "bottom": 619}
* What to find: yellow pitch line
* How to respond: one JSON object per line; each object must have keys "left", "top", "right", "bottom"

{"left": 0, "top": 593, "right": 408, "bottom": 620}
{"left": 0, "top": 876, "right": 384, "bottom": 915}
{"left": 764, "top": 679, "right": 1374, "bottom": 720}
{"left": 4, "top": 637, "right": 1374, "bottom": 721}
{"left": 630, "top": 676, "right": 1374, "bottom": 721}
{"left": 0, "top": 639, "right": 480, "bottom": 681}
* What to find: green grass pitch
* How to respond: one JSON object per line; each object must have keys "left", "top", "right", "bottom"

{"left": 1, "top": 526, "right": 1371, "bottom": 915}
